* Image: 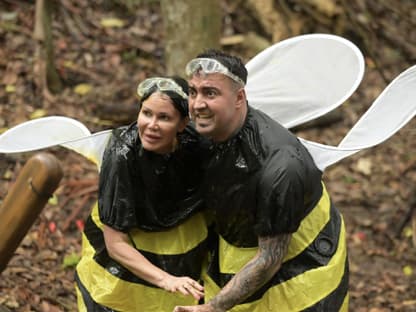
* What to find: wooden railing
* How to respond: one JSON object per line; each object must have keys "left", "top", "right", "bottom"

{"left": 0, "top": 153, "right": 63, "bottom": 273}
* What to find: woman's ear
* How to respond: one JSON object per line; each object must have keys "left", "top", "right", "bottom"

{"left": 177, "top": 116, "right": 189, "bottom": 133}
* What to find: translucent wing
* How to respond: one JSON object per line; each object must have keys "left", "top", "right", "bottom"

{"left": 246, "top": 33, "right": 365, "bottom": 128}
{"left": 300, "top": 65, "right": 416, "bottom": 171}
{"left": 0, "top": 116, "right": 111, "bottom": 167}
{"left": 0, "top": 34, "right": 368, "bottom": 171}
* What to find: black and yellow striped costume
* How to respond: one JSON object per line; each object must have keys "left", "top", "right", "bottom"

{"left": 201, "top": 107, "right": 349, "bottom": 311}
{"left": 75, "top": 123, "right": 210, "bottom": 311}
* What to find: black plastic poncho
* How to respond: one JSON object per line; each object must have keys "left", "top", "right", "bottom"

{"left": 98, "top": 122, "right": 208, "bottom": 232}
{"left": 202, "top": 106, "right": 323, "bottom": 247}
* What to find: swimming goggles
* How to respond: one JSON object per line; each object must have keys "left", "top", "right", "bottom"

{"left": 185, "top": 58, "right": 245, "bottom": 86}
{"left": 137, "top": 77, "right": 188, "bottom": 99}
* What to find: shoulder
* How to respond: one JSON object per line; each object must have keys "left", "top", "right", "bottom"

{"left": 178, "top": 124, "right": 211, "bottom": 152}
{"left": 105, "top": 123, "right": 139, "bottom": 161}
{"left": 260, "top": 145, "right": 306, "bottom": 187}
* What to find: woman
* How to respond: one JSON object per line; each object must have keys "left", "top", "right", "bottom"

{"left": 75, "top": 76, "right": 210, "bottom": 311}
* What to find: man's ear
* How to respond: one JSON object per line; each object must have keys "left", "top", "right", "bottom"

{"left": 235, "top": 88, "right": 247, "bottom": 109}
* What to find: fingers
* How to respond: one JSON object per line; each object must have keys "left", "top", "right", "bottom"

{"left": 179, "top": 281, "right": 204, "bottom": 300}
{"left": 173, "top": 306, "right": 196, "bottom": 312}
{"left": 188, "top": 279, "right": 204, "bottom": 291}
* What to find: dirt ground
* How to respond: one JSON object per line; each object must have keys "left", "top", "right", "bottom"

{"left": 1, "top": 1, "right": 416, "bottom": 311}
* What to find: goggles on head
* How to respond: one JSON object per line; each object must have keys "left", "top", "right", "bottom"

{"left": 185, "top": 58, "right": 245, "bottom": 86}
{"left": 137, "top": 77, "right": 188, "bottom": 99}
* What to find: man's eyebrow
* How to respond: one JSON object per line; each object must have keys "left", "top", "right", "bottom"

{"left": 188, "top": 85, "right": 220, "bottom": 92}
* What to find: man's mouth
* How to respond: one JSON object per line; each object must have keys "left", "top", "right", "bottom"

{"left": 194, "top": 113, "right": 212, "bottom": 120}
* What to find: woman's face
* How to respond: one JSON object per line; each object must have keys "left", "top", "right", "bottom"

{"left": 138, "top": 92, "right": 187, "bottom": 154}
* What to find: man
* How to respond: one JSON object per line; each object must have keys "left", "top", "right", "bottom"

{"left": 174, "top": 50, "right": 348, "bottom": 312}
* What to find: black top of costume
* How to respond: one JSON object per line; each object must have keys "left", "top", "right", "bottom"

{"left": 202, "top": 106, "right": 323, "bottom": 247}
{"left": 98, "top": 122, "right": 209, "bottom": 232}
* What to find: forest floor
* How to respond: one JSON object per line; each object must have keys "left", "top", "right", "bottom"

{"left": 1, "top": 1, "right": 416, "bottom": 311}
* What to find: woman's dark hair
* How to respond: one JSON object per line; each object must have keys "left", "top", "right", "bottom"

{"left": 138, "top": 76, "right": 189, "bottom": 118}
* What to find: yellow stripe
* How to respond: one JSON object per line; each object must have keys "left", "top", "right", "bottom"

{"left": 284, "top": 183, "right": 330, "bottom": 261}
{"left": 219, "top": 235, "right": 258, "bottom": 273}
{"left": 90, "top": 202, "right": 208, "bottom": 254}
{"left": 75, "top": 284, "right": 87, "bottom": 312}
{"left": 204, "top": 218, "right": 347, "bottom": 311}
{"left": 76, "top": 235, "right": 198, "bottom": 311}
{"left": 78, "top": 203, "right": 208, "bottom": 310}
{"left": 90, "top": 202, "right": 103, "bottom": 229}
{"left": 340, "top": 292, "right": 349, "bottom": 312}
{"left": 219, "top": 183, "right": 330, "bottom": 273}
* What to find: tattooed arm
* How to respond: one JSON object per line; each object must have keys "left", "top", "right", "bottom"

{"left": 173, "top": 233, "right": 291, "bottom": 312}
{"left": 209, "top": 233, "right": 291, "bottom": 311}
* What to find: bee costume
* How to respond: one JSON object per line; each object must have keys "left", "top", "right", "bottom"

{"left": 75, "top": 123, "right": 210, "bottom": 311}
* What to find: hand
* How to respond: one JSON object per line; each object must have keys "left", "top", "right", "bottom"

{"left": 162, "top": 276, "right": 204, "bottom": 300}
{"left": 173, "top": 303, "right": 221, "bottom": 312}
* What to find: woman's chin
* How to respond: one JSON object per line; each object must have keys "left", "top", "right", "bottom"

{"left": 142, "top": 141, "right": 171, "bottom": 154}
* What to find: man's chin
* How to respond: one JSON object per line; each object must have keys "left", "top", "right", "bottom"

{"left": 195, "top": 123, "right": 214, "bottom": 137}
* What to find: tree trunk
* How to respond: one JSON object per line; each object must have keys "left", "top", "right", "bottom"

{"left": 161, "top": 0, "right": 221, "bottom": 76}
{"left": 34, "top": 0, "right": 62, "bottom": 95}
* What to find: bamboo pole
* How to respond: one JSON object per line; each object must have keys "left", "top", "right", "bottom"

{"left": 0, "top": 153, "right": 63, "bottom": 273}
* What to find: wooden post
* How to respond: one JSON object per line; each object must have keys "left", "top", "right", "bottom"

{"left": 0, "top": 153, "right": 63, "bottom": 273}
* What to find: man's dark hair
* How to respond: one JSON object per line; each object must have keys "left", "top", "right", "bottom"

{"left": 196, "top": 49, "right": 248, "bottom": 85}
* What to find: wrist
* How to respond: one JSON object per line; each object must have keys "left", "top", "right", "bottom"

{"left": 208, "top": 300, "right": 226, "bottom": 312}
{"left": 155, "top": 271, "right": 170, "bottom": 290}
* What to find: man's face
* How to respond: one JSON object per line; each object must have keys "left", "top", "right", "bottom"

{"left": 188, "top": 73, "right": 243, "bottom": 142}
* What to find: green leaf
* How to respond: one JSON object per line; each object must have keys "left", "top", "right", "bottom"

{"left": 62, "top": 252, "right": 81, "bottom": 268}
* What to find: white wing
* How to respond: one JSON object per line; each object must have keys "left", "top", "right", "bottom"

{"left": 0, "top": 34, "right": 367, "bottom": 170}
{"left": 300, "top": 65, "right": 416, "bottom": 171}
{"left": 246, "top": 33, "right": 365, "bottom": 128}
{"left": 0, "top": 116, "right": 111, "bottom": 167}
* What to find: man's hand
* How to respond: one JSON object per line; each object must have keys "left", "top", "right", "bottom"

{"left": 173, "top": 303, "right": 224, "bottom": 312}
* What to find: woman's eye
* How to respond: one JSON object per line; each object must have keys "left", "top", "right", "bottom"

{"left": 143, "top": 111, "right": 152, "bottom": 117}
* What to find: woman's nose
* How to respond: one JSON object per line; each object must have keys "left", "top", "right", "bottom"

{"left": 148, "top": 117, "right": 159, "bottom": 129}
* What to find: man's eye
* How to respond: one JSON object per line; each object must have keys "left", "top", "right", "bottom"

{"left": 143, "top": 111, "right": 152, "bottom": 117}
{"left": 189, "top": 89, "right": 196, "bottom": 97}
{"left": 207, "top": 90, "right": 216, "bottom": 97}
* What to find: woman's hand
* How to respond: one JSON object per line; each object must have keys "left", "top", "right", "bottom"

{"left": 173, "top": 303, "right": 222, "bottom": 312}
{"left": 162, "top": 276, "right": 204, "bottom": 300}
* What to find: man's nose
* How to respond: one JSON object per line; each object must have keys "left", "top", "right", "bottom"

{"left": 192, "top": 94, "right": 206, "bottom": 110}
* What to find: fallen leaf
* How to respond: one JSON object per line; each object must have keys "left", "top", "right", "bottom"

{"left": 5, "top": 84, "right": 15, "bottom": 93}
{"left": 403, "top": 265, "right": 413, "bottom": 276}
{"left": 74, "top": 83, "right": 92, "bottom": 95}
{"left": 100, "top": 17, "right": 125, "bottom": 28}
{"left": 356, "top": 158, "right": 372, "bottom": 175}
{"left": 30, "top": 109, "right": 48, "bottom": 119}
{"left": 48, "top": 194, "right": 59, "bottom": 205}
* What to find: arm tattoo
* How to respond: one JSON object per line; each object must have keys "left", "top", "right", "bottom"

{"left": 209, "top": 233, "right": 291, "bottom": 311}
